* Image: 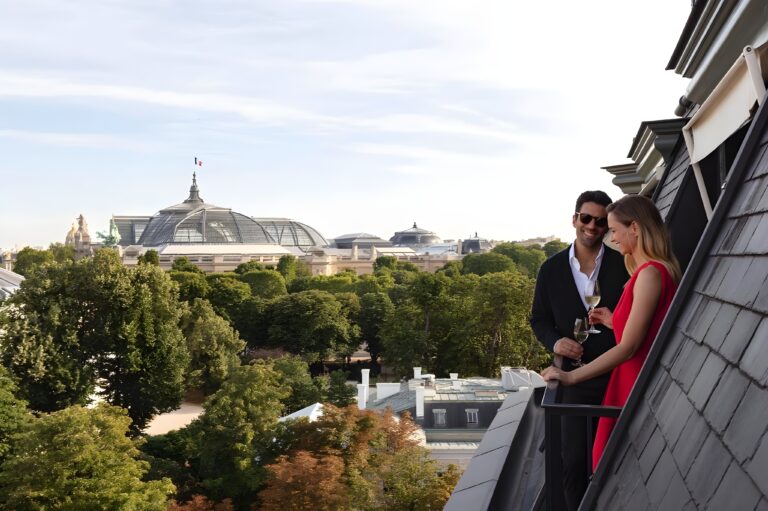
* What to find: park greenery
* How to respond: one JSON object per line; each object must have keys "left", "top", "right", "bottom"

{"left": 0, "top": 239, "right": 564, "bottom": 509}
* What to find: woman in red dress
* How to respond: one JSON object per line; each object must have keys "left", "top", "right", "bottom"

{"left": 541, "top": 195, "right": 680, "bottom": 470}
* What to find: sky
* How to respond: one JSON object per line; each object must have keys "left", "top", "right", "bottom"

{"left": 0, "top": 0, "right": 693, "bottom": 250}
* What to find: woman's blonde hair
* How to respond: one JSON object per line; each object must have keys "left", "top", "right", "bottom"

{"left": 607, "top": 195, "right": 682, "bottom": 282}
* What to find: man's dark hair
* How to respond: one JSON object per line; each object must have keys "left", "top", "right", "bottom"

{"left": 575, "top": 190, "right": 613, "bottom": 212}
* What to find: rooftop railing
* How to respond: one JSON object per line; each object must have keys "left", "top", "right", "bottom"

{"left": 540, "top": 355, "right": 621, "bottom": 511}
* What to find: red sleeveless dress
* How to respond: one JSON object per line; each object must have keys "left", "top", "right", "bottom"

{"left": 592, "top": 261, "right": 677, "bottom": 470}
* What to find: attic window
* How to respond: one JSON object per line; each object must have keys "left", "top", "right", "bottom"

{"left": 433, "top": 409, "right": 446, "bottom": 427}
{"left": 465, "top": 409, "right": 479, "bottom": 425}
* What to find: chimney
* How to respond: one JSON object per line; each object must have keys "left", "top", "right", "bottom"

{"left": 352, "top": 244, "right": 359, "bottom": 261}
{"left": 413, "top": 367, "right": 422, "bottom": 379}
{"left": 456, "top": 240, "right": 462, "bottom": 255}
{"left": 376, "top": 382, "right": 402, "bottom": 401}
{"left": 357, "top": 384, "right": 368, "bottom": 410}
{"left": 449, "top": 373, "right": 458, "bottom": 380}
{"left": 361, "top": 368, "right": 370, "bottom": 403}
{"left": 501, "top": 366, "right": 516, "bottom": 391}
{"left": 415, "top": 385, "right": 425, "bottom": 418}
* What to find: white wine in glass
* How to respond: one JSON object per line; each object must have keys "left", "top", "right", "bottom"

{"left": 585, "top": 280, "right": 601, "bottom": 333}
{"left": 573, "top": 318, "right": 589, "bottom": 367}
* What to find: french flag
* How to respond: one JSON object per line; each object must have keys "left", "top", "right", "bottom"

{"left": 194, "top": 157, "right": 203, "bottom": 167}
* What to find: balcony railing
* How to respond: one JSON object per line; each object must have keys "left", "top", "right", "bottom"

{"left": 540, "top": 355, "right": 622, "bottom": 511}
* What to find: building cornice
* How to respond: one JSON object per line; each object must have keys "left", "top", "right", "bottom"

{"left": 605, "top": 119, "right": 687, "bottom": 196}
{"left": 669, "top": 0, "right": 768, "bottom": 103}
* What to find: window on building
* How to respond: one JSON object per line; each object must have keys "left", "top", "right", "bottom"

{"left": 465, "top": 409, "right": 479, "bottom": 426}
{"left": 433, "top": 409, "right": 446, "bottom": 427}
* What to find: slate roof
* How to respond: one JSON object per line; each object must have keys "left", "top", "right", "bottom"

{"left": 444, "top": 384, "right": 545, "bottom": 511}
{"left": 0, "top": 268, "right": 23, "bottom": 299}
{"left": 653, "top": 141, "right": 690, "bottom": 221}
{"left": 581, "top": 76, "right": 768, "bottom": 510}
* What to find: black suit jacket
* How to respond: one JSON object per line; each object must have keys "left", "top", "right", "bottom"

{"left": 530, "top": 244, "right": 629, "bottom": 391}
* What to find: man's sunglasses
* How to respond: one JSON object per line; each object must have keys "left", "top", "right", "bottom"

{"left": 575, "top": 212, "right": 608, "bottom": 228}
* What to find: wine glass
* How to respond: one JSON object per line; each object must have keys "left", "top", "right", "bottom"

{"left": 585, "top": 280, "right": 601, "bottom": 334}
{"left": 573, "top": 318, "right": 589, "bottom": 367}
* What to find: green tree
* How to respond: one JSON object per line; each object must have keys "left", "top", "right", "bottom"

{"left": 380, "top": 447, "right": 461, "bottom": 511}
{"left": 180, "top": 299, "right": 245, "bottom": 394}
{"left": 48, "top": 242, "right": 75, "bottom": 264}
{"left": 234, "top": 260, "right": 264, "bottom": 275}
{"left": 0, "top": 404, "right": 175, "bottom": 510}
{"left": 11, "top": 246, "right": 53, "bottom": 277}
{"left": 492, "top": 242, "right": 547, "bottom": 277}
{"left": 359, "top": 292, "right": 394, "bottom": 370}
{"left": 266, "top": 290, "right": 354, "bottom": 362}
{"left": 461, "top": 252, "right": 516, "bottom": 276}
{"left": 543, "top": 239, "right": 568, "bottom": 258}
{"left": 206, "top": 274, "right": 252, "bottom": 321}
{"left": 190, "top": 363, "right": 289, "bottom": 506}
{"left": 138, "top": 249, "right": 160, "bottom": 266}
{"left": 276, "top": 255, "right": 309, "bottom": 284}
{"left": 324, "top": 370, "right": 356, "bottom": 408}
{"left": 170, "top": 270, "right": 211, "bottom": 303}
{"left": 172, "top": 257, "right": 204, "bottom": 274}
{"left": 93, "top": 255, "right": 190, "bottom": 432}
{"left": 272, "top": 356, "right": 322, "bottom": 414}
{"left": 2, "top": 250, "right": 189, "bottom": 431}
{"left": 0, "top": 366, "right": 32, "bottom": 465}
{"left": 238, "top": 270, "right": 287, "bottom": 299}
{"left": 372, "top": 256, "right": 397, "bottom": 273}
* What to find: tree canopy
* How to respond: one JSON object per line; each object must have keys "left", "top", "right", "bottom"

{"left": 0, "top": 404, "right": 175, "bottom": 510}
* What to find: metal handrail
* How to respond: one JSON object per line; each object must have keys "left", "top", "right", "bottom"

{"left": 539, "top": 356, "right": 622, "bottom": 511}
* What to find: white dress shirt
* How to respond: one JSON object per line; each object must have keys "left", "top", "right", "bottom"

{"left": 569, "top": 243, "right": 604, "bottom": 310}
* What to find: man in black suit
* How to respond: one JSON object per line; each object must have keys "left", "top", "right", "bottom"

{"left": 531, "top": 190, "right": 629, "bottom": 511}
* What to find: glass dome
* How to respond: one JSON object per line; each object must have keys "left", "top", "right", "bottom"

{"left": 390, "top": 222, "right": 442, "bottom": 248}
{"left": 136, "top": 174, "right": 328, "bottom": 248}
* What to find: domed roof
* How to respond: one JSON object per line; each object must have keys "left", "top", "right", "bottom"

{"left": 137, "top": 174, "right": 328, "bottom": 248}
{"left": 390, "top": 222, "right": 442, "bottom": 248}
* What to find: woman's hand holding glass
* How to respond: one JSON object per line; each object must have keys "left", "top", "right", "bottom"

{"left": 588, "top": 307, "right": 614, "bottom": 330}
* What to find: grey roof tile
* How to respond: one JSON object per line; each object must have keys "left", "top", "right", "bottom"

{"left": 732, "top": 257, "right": 768, "bottom": 307}
{"left": 442, "top": 480, "right": 495, "bottom": 511}
{"left": 747, "top": 142, "right": 768, "bottom": 179}
{"left": 703, "top": 364, "right": 751, "bottom": 434}
{"left": 648, "top": 370, "right": 673, "bottom": 412}
{"left": 720, "top": 308, "right": 763, "bottom": 363}
{"left": 746, "top": 215, "right": 768, "bottom": 253}
{"left": 757, "top": 499, "right": 768, "bottom": 511}
{"left": 688, "top": 352, "right": 727, "bottom": 411}
{"left": 670, "top": 340, "right": 710, "bottom": 392}
{"left": 628, "top": 403, "right": 658, "bottom": 454}
{"left": 473, "top": 421, "right": 520, "bottom": 457}
{"left": 719, "top": 257, "right": 765, "bottom": 306}
{"left": 747, "top": 433, "right": 768, "bottom": 495}
{"left": 732, "top": 217, "right": 762, "bottom": 254}
{"left": 657, "top": 466, "right": 693, "bottom": 510}
{"left": 701, "top": 302, "right": 739, "bottom": 350}
{"left": 683, "top": 296, "right": 719, "bottom": 341}
{"left": 732, "top": 176, "right": 764, "bottom": 216}
{"left": 724, "top": 383, "right": 768, "bottom": 463}
{"left": 708, "top": 461, "right": 762, "bottom": 511}
{"left": 718, "top": 218, "right": 748, "bottom": 254}
{"left": 657, "top": 390, "right": 694, "bottom": 448}
{"left": 740, "top": 320, "right": 768, "bottom": 384}
{"left": 697, "top": 257, "right": 726, "bottom": 294}
{"left": 653, "top": 379, "right": 683, "bottom": 421}
{"left": 660, "top": 328, "right": 685, "bottom": 370}
{"left": 752, "top": 268, "right": 768, "bottom": 314}
{"left": 637, "top": 427, "right": 665, "bottom": 483}
{"left": 672, "top": 411, "right": 710, "bottom": 477}
{"left": 452, "top": 446, "right": 508, "bottom": 491}
{"left": 645, "top": 448, "right": 677, "bottom": 509}
{"left": 685, "top": 431, "right": 731, "bottom": 506}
